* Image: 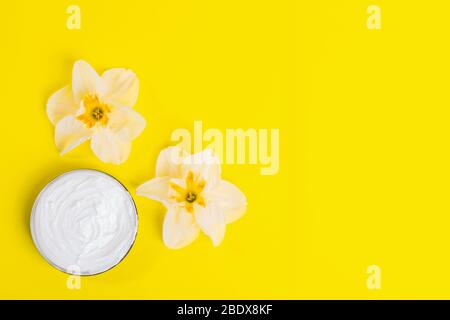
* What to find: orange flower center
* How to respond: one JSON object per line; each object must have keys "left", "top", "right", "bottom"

{"left": 170, "top": 171, "right": 206, "bottom": 213}
{"left": 77, "top": 94, "right": 111, "bottom": 128}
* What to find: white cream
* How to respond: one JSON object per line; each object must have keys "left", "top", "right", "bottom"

{"left": 30, "top": 169, "right": 138, "bottom": 275}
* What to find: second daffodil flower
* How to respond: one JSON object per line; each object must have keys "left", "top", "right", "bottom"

{"left": 47, "top": 60, "right": 146, "bottom": 164}
{"left": 136, "top": 146, "right": 247, "bottom": 249}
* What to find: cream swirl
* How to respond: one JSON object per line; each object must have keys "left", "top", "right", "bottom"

{"left": 30, "top": 169, "right": 138, "bottom": 275}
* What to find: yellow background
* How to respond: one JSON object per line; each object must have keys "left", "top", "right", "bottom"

{"left": 0, "top": 0, "right": 448, "bottom": 299}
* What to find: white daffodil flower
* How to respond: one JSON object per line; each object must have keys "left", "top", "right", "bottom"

{"left": 136, "top": 146, "right": 247, "bottom": 249}
{"left": 47, "top": 60, "right": 146, "bottom": 164}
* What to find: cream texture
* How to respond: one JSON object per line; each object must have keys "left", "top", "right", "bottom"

{"left": 31, "top": 169, "right": 138, "bottom": 275}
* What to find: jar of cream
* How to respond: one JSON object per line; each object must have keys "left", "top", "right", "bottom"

{"left": 30, "top": 169, "right": 138, "bottom": 275}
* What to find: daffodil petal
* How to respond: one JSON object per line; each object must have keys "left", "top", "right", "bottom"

{"left": 194, "top": 202, "right": 226, "bottom": 247}
{"left": 136, "top": 177, "right": 171, "bottom": 203}
{"left": 108, "top": 106, "right": 146, "bottom": 139}
{"left": 46, "top": 86, "right": 78, "bottom": 125}
{"left": 55, "top": 116, "right": 92, "bottom": 155}
{"left": 182, "top": 149, "right": 221, "bottom": 188}
{"left": 102, "top": 68, "right": 139, "bottom": 107}
{"left": 90, "top": 128, "right": 131, "bottom": 164}
{"left": 208, "top": 181, "right": 247, "bottom": 224}
{"left": 163, "top": 205, "right": 200, "bottom": 249}
{"left": 156, "top": 146, "right": 187, "bottom": 178}
{"left": 72, "top": 60, "right": 105, "bottom": 103}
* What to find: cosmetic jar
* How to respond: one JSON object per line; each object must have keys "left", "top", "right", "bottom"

{"left": 30, "top": 169, "right": 138, "bottom": 275}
